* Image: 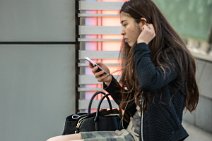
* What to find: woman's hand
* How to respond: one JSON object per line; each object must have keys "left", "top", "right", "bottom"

{"left": 137, "top": 23, "right": 156, "bottom": 44}
{"left": 89, "top": 63, "right": 112, "bottom": 86}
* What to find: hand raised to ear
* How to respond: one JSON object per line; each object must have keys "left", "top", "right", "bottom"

{"left": 137, "top": 23, "right": 156, "bottom": 44}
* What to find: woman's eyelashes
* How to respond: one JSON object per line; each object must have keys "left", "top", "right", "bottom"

{"left": 122, "top": 22, "right": 128, "bottom": 27}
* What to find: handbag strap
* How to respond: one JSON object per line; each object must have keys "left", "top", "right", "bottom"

{"left": 94, "top": 93, "right": 112, "bottom": 122}
{"left": 88, "top": 91, "right": 112, "bottom": 115}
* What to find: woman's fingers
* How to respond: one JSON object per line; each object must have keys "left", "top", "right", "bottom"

{"left": 137, "top": 23, "right": 156, "bottom": 44}
{"left": 94, "top": 69, "right": 106, "bottom": 78}
{"left": 144, "top": 24, "right": 155, "bottom": 35}
{"left": 97, "top": 73, "right": 112, "bottom": 82}
{"left": 89, "top": 62, "right": 112, "bottom": 84}
{"left": 92, "top": 65, "right": 110, "bottom": 82}
{"left": 92, "top": 66, "right": 99, "bottom": 74}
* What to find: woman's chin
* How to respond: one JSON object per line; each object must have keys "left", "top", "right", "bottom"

{"left": 128, "top": 42, "right": 133, "bottom": 47}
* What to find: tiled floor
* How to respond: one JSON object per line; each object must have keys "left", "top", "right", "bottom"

{"left": 183, "top": 122, "right": 212, "bottom": 141}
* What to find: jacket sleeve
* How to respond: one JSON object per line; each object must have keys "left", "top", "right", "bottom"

{"left": 134, "top": 43, "right": 178, "bottom": 91}
{"left": 103, "top": 76, "right": 122, "bottom": 105}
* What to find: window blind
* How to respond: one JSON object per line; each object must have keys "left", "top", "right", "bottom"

{"left": 77, "top": 0, "right": 125, "bottom": 111}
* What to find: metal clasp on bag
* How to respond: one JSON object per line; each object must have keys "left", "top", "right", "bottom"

{"left": 71, "top": 114, "right": 81, "bottom": 120}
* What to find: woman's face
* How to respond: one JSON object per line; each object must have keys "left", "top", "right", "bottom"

{"left": 120, "top": 12, "right": 141, "bottom": 47}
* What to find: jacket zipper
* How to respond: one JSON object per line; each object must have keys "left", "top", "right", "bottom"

{"left": 140, "top": 97, "right": 144, "bottom": 141}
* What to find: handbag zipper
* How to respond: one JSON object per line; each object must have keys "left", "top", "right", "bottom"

{"left": 75, "top": 116, "right": 87, "bottom": 133}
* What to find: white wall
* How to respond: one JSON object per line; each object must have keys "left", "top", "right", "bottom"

{"left": 0, "top": 0, "right": 76, "bottom": 141}
{"left": 184, "top": 59, "right": 212, "bottom": 133}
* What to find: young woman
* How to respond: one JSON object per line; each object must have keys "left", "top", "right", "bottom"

{"left": 47, "top": 0, "right": 199, "bottom": 140}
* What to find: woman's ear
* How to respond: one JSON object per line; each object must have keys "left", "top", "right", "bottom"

{"left": 140, "top": 18, "right": 147, "bottom": 25}
{"left": 138, "top": 18, "right": 147, "bottom": 30}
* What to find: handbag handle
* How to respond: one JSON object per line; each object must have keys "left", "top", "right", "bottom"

{"left": 88, "top": 91, "right": 112, "bottom": 115}
{"left": 94, "top": 93, "right": 112, "bottom": 122}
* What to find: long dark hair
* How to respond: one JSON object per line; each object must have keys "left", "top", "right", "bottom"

{"left": 119, "top": 0, "right": 199, "bottom": 112}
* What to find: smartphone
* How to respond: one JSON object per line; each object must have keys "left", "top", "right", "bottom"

{"left": 84, "top": 57, "right": 109, "bottom": 75}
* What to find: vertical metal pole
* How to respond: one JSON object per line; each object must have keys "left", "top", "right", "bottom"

{"left": 75, "top": 0, "right": 80, "bottom": 113}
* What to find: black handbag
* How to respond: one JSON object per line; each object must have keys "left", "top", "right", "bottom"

{"left": 62, "top": 91, "right": 123, "bottom": 135}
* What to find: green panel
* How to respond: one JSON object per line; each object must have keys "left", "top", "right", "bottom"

{"left": 154, "top": 0, "right": 212, "bottom": 41}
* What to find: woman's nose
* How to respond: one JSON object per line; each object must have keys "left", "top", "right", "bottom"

{"left": 121, "top": 29, "right": 125, "bottom": 35}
